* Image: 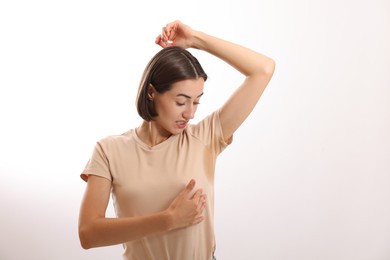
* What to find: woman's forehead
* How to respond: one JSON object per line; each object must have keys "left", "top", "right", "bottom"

{"left": 170, "top": 78, "right": 204, "bottom": 97}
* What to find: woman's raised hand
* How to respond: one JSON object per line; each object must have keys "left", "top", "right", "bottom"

{"left": 155, "top": 20, "right": 194, "bottom": 49}
{"left": 165, "top": 179, "right": 207, "bottom": 230}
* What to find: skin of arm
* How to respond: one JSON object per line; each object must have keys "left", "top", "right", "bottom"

{"left": 156, "top": 21, "right": 275, "bottom": 141}
{"left": 78, "top": 176, "right": 206, "bottom": 249}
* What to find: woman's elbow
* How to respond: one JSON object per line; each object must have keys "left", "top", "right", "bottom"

{"left": 79, "top": 225, "right": 94, "bottom": 250}
{"left": 264, "top": 58, "right": 276, "bottom": 77}
{"left": 253, "top": 57, "right": 275, "bottom": 79}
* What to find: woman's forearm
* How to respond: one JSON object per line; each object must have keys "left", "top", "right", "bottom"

{"left": 191, "top": 31, "right": 275, "bottom": 78}
{"left": 79, "top": 211, "right": 172, "bottom": 249}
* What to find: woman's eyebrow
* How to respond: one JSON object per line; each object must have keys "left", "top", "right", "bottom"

{"left": 176, "top": 93, "right": 204, "bottom": 99}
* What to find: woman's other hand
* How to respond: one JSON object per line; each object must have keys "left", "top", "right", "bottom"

{"left": 155, "top": 20, "right": 194, "bottom": 49}
{"left": 166, "top": 179, "right": 207, "bottom": 230}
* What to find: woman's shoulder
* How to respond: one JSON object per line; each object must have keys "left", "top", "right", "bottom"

{"left": 96, "top": 129, "right": 135, "bottom": 146}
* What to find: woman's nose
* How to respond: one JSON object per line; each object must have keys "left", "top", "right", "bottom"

{"left": 183, "top": 105, "right": 195, "bottom": 119}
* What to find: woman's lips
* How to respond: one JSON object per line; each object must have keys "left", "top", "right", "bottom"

{"left": 176, "top": 120, "right": 188, "bottom": 129}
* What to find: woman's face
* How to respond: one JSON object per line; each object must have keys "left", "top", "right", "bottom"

{"left": 151, "top": 78, "right": 204, "bottom": 135}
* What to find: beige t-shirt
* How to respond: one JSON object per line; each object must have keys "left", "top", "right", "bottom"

{"left": 81, "top": 111, "right": 231, "bottom": 260}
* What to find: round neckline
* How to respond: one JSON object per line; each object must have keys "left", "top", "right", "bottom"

{"left": 132, "top": 129, "right": 178, "bottom": 150}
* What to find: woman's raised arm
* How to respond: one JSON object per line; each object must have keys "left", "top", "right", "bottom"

{"left": 156, "top": 21, "right": 275, "bottom": 141}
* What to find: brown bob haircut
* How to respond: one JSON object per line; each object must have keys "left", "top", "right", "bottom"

{"left": 136, "top": 46, "right": 208, "bottom": 121}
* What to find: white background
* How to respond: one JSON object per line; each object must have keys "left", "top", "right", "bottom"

{"left": 1, "top": 0, "right": 389, "bottom": 259}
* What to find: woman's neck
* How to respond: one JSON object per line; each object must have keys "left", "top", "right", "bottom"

{"left": 136, "top": 120, "right": 171, "bottom": 147}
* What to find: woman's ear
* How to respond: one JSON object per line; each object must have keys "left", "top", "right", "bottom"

{"left": 148, "top": 84, "right": 156, "bottom": 100}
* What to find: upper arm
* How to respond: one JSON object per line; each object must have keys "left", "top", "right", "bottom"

{"left": 219, "top": 61, "right": 275, "bottom": 141}
{"left": 79, "top": 175, "right": 112, "bottom": 229}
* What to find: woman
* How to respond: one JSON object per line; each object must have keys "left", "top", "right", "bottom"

{"left": 79, "top": 20, "right": 275, "bottom": 260}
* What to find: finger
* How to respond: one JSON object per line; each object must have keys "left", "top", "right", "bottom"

{"left": 158, "top": 38, "right": 168, "bottom": 48}
{"left": 155, "top": 35, "right": 162, "bottom": 45}
{"left": 199, "top": 201, "right": 206, "bottom": 213}
{"left": 166, "top": 20, "right": 179, "bottom": 31}
{"left": 155, "top": 40, "right": 165, "bottom": 48}
{"left": 162, "top": 26, "right": 171, "bottom": 41}
{"left": 161, "top": 27, "right": 166, "bottom": 39}
{"left": 193, "top": 215, "right": 205, "bottom": 225}
{"left": 191, "top": 189, "right": 203, "bottom": 201}
{"left": 197, "top": 195, "right": 207, "bottom": 211}
{"left": 165, "top": 22, "right": 178, "bottom": 37}
{"left": 182, "top": 179, "right": 195, "bottom": 195}
{"left": 168, "top": 25, "right": 177, "bottom": 40}
{"left": 167, "top": 32, "right": 176, "bottom": 43}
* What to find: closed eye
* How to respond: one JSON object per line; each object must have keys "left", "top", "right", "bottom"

{"left": 176, "top": 101, "right": 200, "bottom": 106}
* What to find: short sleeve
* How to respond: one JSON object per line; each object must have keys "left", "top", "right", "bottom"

{"left": 80, "top": 141, "right": 112, "bottom": 182}
{"left": 190, "top": 109, "right": 233, "bottom": 155}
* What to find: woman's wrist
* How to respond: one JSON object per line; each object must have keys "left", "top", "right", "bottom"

{"left": 161, "top": 209, "right": 175, "bottom": 232}
{"left": 190, "top": 30, "right": 208, "bottom": 50}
